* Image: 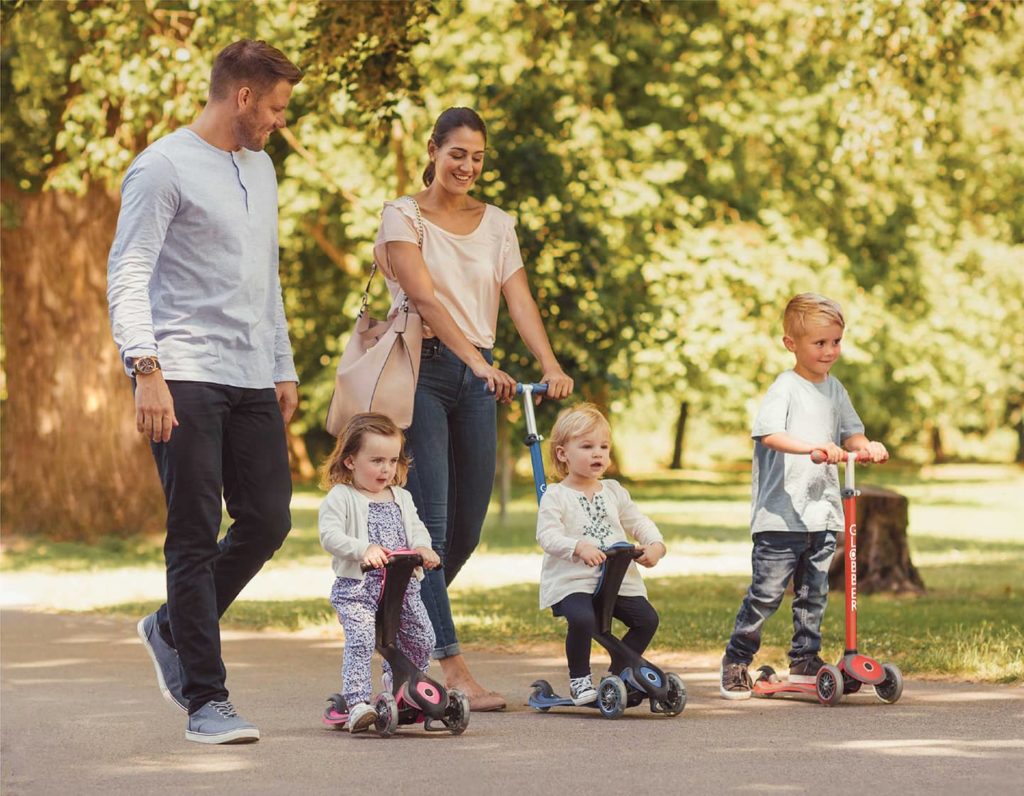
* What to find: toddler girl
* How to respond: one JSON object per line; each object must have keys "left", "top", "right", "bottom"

{"left": 319, "top": 413, "right": 441, "bottom": 732}
{"left": 536, "top": 403, "right": 667, "bottom": 705}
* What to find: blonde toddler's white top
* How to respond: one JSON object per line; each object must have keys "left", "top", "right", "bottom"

{"left": 536, "top": 480, "right": 665, "bottom": 610}
{"left": 373, "top": 198, "right": 525, "bottom": 348}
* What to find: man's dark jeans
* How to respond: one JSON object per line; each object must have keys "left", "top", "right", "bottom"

{"left": 725, "top": 531, "right": 837, "bottom": 666}
{"left": 404, "top": 340, "right": 496, "bottom": 659}
{"left": 149, "top": 381, "right": 291, "bottom": 713}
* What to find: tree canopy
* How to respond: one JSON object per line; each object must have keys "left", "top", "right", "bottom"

{"left": 3, "top": 0, "right": 1022, "bottom": 498}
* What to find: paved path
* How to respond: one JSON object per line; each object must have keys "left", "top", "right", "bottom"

{"left": 2, "top": 610, "right": 1022, "bottom": 794}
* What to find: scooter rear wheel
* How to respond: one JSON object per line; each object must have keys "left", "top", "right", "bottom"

{"left": 443, "top": 689, "right": 471, "bottom": 735}
{"left": 815, "top": 664, "right": 844, "bottom": 707}
{"left": 597, "top": 675, "right": 627, "bottom": 719}
{"left": 657, "top": 672, "right": 687, "bottom": 717}
{"left": 875, "top": 663, "right": 904, "bottom": 704}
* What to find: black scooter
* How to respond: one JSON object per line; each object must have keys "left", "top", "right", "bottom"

{"left": 324, "top": 550, "right": 470, "bottom": 736}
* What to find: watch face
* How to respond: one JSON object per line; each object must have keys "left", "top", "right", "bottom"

{"left": 134, "top": 357, "right": 159, "bottom": 375}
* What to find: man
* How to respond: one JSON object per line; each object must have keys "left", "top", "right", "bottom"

{"left": 107, "top": 40, "right": 302, "bottom": 745}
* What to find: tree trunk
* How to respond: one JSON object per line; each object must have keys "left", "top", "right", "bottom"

{"left": 929, "top": 424, "right": 946, "bottom": 464}
{"left": 582, "top": 382, "right": 619, "bottom": 476}
{"left": 670, "top": 400, "right": 688, "bottom": 470}
{"left": 1014, "top": 405, "right": 1024, "bottom": 465}
{"left": 828, "top": 486, "right": 925, "bottom": 594}
{"left": 0, "top": 183, "right": 165, "bottom": 540}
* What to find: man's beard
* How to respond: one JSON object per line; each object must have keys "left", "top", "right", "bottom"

{"left": 234, "top": 109, "right": 266, "bottom": 151}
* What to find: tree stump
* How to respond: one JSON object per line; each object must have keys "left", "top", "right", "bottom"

{"left": 828, "top": 486, "right": 925, "bottom": 594}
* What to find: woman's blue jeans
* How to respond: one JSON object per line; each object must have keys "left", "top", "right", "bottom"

{"left": 404, "top": 339, "right": 496, "bottom": 659}
{"left": 725, "top": 531, "right": 837, "bottom": 666}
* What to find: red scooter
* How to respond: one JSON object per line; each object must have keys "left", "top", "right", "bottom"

{"left": 751, "top": 451, "right": 904, "bottom": 706}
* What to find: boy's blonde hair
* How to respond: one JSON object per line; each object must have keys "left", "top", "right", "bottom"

{"left": 549, "top": 403, "right": 612, "bottom": 478}
{"left": 319, "top": 412, "right": 410, "bottom": 490}
{"left": 783, "top": 293, "right": 845, "bottom": 339}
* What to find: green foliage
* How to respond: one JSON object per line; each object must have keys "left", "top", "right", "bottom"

{"left": 2, "top": 0, "right": 1021, "bottom": 462}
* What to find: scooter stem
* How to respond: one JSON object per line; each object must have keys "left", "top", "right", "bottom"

{"left": 843, "top": 452, "right": 860, "bottom": 654}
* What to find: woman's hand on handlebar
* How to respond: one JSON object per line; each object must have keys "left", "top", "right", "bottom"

{"left": 539, "top": 367, "right": 574, "bottom": 403}
{"left": 415, "top": 546, "right": 441, "bottom": 570}
{"left": 474, "top": 361, "right": 517, "bottom": 403}
{"left": 361, "top": 544, "right": 390, "bottom": 570}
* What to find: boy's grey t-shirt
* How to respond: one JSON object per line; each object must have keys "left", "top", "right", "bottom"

{"left": 750, "top": 370, "right": 865, "bottom": 534}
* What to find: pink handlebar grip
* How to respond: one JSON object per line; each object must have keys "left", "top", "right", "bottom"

{"left": 809, "top": 450, "right": 872, "bottom": 464}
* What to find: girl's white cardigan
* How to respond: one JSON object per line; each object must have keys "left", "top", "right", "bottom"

{"left": 318, "top": 483, "right": 433, "bottom": 581}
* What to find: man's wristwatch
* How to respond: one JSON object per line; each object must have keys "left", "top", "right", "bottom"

{"left": 131, "top": 356, "right": 161, "bottom": 376}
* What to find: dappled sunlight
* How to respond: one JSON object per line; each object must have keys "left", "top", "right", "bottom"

{"left": 4, "top": 677, "right": 111, "bottom": 686}
{"left": 825, "top": 739, "right": 1024, "bottom": 759}
{"left": 4, "top": 658, "right": 90, "bottom": 669}
{"left": 913, "top": 689, "right": 1024, "bottom": 704}
{"left": 103, "top": 755, "right": 254, "bottom": 775}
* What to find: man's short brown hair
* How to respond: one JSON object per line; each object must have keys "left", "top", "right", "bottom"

{"left": 209, "top": 40, "right": 302, "bottom": 101}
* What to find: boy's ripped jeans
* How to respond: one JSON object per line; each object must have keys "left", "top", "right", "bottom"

{"left": 725, "top": 531, "right": 837, "bottom": 666}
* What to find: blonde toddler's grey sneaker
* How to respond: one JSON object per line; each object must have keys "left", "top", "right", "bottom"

{"left": 185, "top": 701, "right": 260, "bottom": 744}
{"left": 137, "top": 613, "right": 187, "bottom": 712}
{"left": 569, "top": 675, "right": 598, "bottom": 706}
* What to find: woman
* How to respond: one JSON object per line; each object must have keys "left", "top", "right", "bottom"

{"left": 373, "top": 107, "right": 573, "bottom": 710}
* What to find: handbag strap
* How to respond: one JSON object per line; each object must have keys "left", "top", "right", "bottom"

{"left": 360, "top": 197, "right": 426, "bottom": 317}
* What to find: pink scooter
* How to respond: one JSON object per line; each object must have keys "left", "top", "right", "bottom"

{"left": 751, "top": 451, "right": 904, "bottom": 706}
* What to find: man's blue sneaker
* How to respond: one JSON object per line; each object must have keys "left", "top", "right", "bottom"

{"left": 185, "top": 700, "right": 260, "bottom": 744}
{"left": 137, "top": 613, "right": 187, "bottom": 712}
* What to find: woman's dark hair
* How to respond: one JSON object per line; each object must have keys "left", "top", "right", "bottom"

{"left": 422, "top": 107, "right": 487, "bottom": 186}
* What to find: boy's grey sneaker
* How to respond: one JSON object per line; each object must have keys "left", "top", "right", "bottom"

{"left": 569, "top": 674, "right": 598, "bottom": 706}
{"left": 137, "top": 613, "right": 187, "bottom": 712}
{"left": 788, "top": 654, "right": 827, "bottom": 684}
{"left": 185, "top": 701, "right": 260, "bottom": 744}
{"left": 347, "top": 701, "right": 377, "bottom": 734}
{"left": 719, "top": 656, "right": 752, "bottom": 700}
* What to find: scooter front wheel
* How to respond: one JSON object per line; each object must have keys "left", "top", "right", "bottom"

{"left": 597, "top": 675, "right": 627, "bottom": 719}
{"left": 374, "top": 691, "right": 399, "bottom": 737}
{"left": 815, "top": 664, "right": 844, "bottom": 707}
{"left": 875, "top": 663, "right": 904, "bottom": 704}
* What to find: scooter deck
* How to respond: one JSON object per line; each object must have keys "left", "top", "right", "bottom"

{"left": 751, "top": 680, "right": 819, "bottom": 698}
{"left": 528, "top": 682, "right": 647, "bottom": 711}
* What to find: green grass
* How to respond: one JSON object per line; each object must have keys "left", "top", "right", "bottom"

{"left": 13, "top": 463, "right": 1024, "bottom": 682}
{"left": 97, "top": 558, "right": 1024, "bottom": 682}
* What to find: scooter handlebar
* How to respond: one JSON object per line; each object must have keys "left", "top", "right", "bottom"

{"left": 481, "top": 382, "right": 549, "bottom": 396}
{"left": 809, "top": 450, "right": 873, "bottom": 464}
{"left": 360, "top": 551, "right": 424, "bottom": 572}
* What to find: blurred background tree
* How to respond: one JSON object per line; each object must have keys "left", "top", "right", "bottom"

{"left": 2, "top": 0, "right": 1021, "bottom": 540}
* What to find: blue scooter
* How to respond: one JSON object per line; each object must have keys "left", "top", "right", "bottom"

{"left": 511, "top": 383, "right": 687, "bottom": 719}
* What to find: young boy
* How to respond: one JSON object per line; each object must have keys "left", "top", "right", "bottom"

{"left": 719, "top": 293, "right": 888, "bottom": 699}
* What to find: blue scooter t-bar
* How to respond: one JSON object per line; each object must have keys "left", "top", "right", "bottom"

{"left": 484, "top": 382, "right": 550, "bottom": 503}
{"left": 517, "top": 383, "right": 548, "bottom": 504}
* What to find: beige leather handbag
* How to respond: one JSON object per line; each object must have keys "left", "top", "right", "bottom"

{"left": 325, "top": 198, "right": 425, "bottom": 435}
